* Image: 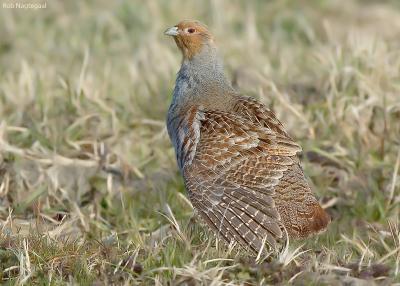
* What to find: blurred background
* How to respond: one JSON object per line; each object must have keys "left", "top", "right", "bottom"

{"left": 0, "top": 0, "right": 399, "bottom": 284}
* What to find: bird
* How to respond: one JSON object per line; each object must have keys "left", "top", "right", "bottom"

{"left": 164, "top": 20, "right": 330, "bottom": 254}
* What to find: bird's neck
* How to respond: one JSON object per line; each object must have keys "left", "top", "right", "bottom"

{"left": 182, "top": 45, "right": 224, "bottom": 78}
{"left": 171, "top": 45, "right": 233, "bottom": 109}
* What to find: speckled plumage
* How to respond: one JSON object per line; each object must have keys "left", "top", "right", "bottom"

{"left": 165, "top": 20, "right": 330, "bottom": 254}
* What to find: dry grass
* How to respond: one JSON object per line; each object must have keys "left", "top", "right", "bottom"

{"left": 0, "top": 0, "right": 399, "bottom": 284}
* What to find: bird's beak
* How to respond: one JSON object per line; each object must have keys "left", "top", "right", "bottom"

{"left": 164, "top": 26, "right": 179, "bottom": 36}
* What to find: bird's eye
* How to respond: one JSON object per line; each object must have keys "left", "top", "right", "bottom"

{"left": 187, "top": 28, "right": 196, "bottom": 34}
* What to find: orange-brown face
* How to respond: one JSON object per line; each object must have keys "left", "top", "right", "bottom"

{"left": 165, "top": 20, "right": 213, "bottom": 60}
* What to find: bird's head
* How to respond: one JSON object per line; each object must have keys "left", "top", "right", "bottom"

{"left": 164, "top": 20, "right": 214, "bottom": 60}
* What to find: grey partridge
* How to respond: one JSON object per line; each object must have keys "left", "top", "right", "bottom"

{"left": 165, "top": 20, "right": 330, "bottom": 254}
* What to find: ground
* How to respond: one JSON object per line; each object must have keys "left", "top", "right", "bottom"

{"left": 0, "top": 0, "right": 399, "bottom": 285}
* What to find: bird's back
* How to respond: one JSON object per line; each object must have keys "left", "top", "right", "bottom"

{"left": 167, "top": 92, "right": 329, "bottom": 253}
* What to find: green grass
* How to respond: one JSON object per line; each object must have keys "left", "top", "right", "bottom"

{"left": 0, "top": 0, "right": 399, "bottom": 284}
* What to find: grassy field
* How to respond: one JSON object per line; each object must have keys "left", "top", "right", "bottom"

{"left": 0, "top": 0, "right": 399, "bottom": 284}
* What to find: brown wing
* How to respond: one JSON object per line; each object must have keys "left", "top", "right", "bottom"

{"left": 182, "top": 109, "right": 302, "bottom": 253}
{"left": 231, "top": 96, "right": 330, "bottom": 238}
{"left": 232, "top": 96, "right": 294, "bottom": 138}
